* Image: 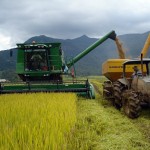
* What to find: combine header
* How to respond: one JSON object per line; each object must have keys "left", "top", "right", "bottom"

{"left": 0, "top": 31, "right": 116, "bottom": 98}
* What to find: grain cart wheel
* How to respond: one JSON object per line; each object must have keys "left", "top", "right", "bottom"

{"left": 113, "top": 81, "right": 122, "bottom": 110}
{"left": 103, "top": 81, "right": 113, "bottom": 99}
{"left": 123, "top": 91, "right": 141, "bottom": 119}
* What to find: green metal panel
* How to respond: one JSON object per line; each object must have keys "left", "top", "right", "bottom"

{"left": 48, "top": 43, "right": 62, "bottom": 71}
{"left": 16, "top": 48, "right": 24, "bottom": 73}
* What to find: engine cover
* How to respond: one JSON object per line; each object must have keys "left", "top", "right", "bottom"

{"left": 132, "top": 77, "right": 150, "bottom": 101}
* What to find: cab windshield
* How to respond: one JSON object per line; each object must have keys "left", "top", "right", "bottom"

{"left": 24, "top": 49, "right": 48, "bottom": 71}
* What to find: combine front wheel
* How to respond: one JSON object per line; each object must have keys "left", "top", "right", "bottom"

{"left": 123, "top": 91, "right": 141, "bottom": 119}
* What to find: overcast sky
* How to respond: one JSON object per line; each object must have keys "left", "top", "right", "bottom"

{"left": 0, "top": 0, "right": 150, "bottom": 50}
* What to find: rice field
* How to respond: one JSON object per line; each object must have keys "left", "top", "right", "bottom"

{"left": 0, "top": 93, "right": 77, "bottom": 150}
{"left": 67, "top": 78, "right": 150, "bottom": 150}
{"left": 0, "top": 77, "right": 150, "bottom": 150}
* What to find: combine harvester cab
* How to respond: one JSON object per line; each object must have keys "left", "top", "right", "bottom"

{"left": 0, "top": 31, "right": 117, "bottom": 99}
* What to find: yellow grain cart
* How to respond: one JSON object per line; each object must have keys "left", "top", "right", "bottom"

{"left": 102, "top": 33, "right": 150, "bottom": 119}
{"left": 102, "top": 59, "right": 129, "bottom": 82}
{"left": 102, "top": 59, "right": 147, "bottom": 82}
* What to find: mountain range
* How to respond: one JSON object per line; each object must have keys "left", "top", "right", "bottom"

{"left": 0, "top": 31, "right": 150, "bottom": 79}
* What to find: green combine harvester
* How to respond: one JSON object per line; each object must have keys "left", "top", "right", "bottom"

{"left": 0, "top": 31, "right": 116, "bottom": 98}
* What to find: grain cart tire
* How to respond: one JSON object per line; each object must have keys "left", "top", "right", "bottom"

{"left": 103, "top": 81, "right": 112, "bottom": 99}
{"left": 123, "top": 91, "right": 141, "bottom": 119}
{"left": 113, "top": 81, "right": 122, "bottom": 110}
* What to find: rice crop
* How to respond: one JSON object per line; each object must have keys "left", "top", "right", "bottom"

{"left": 67, "top": 79, "right": 150, "bottom": 150}
{"left": 0, "top": 93, "right": 77, "bottom": 150}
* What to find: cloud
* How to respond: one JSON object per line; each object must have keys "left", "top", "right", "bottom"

{"left": 0, "top": 33, "right": 11, "bottom": 50}
{"left": 0, "top": 0, "right": 150, "bottom": 50}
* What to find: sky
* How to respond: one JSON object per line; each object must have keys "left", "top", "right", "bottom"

{"left": 0, "top": 0, "right": 150, "bottom": 50}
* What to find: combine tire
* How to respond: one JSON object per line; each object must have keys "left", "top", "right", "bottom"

{"left": 123, "top": 91, "right": 141, "bottom": 119}
{"left": 113, "top": 81, "right": 123, "bottom": 110}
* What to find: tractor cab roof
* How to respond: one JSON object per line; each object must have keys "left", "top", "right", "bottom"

{"left": 122, "top": 58, "right": 150, "bottom": 77}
